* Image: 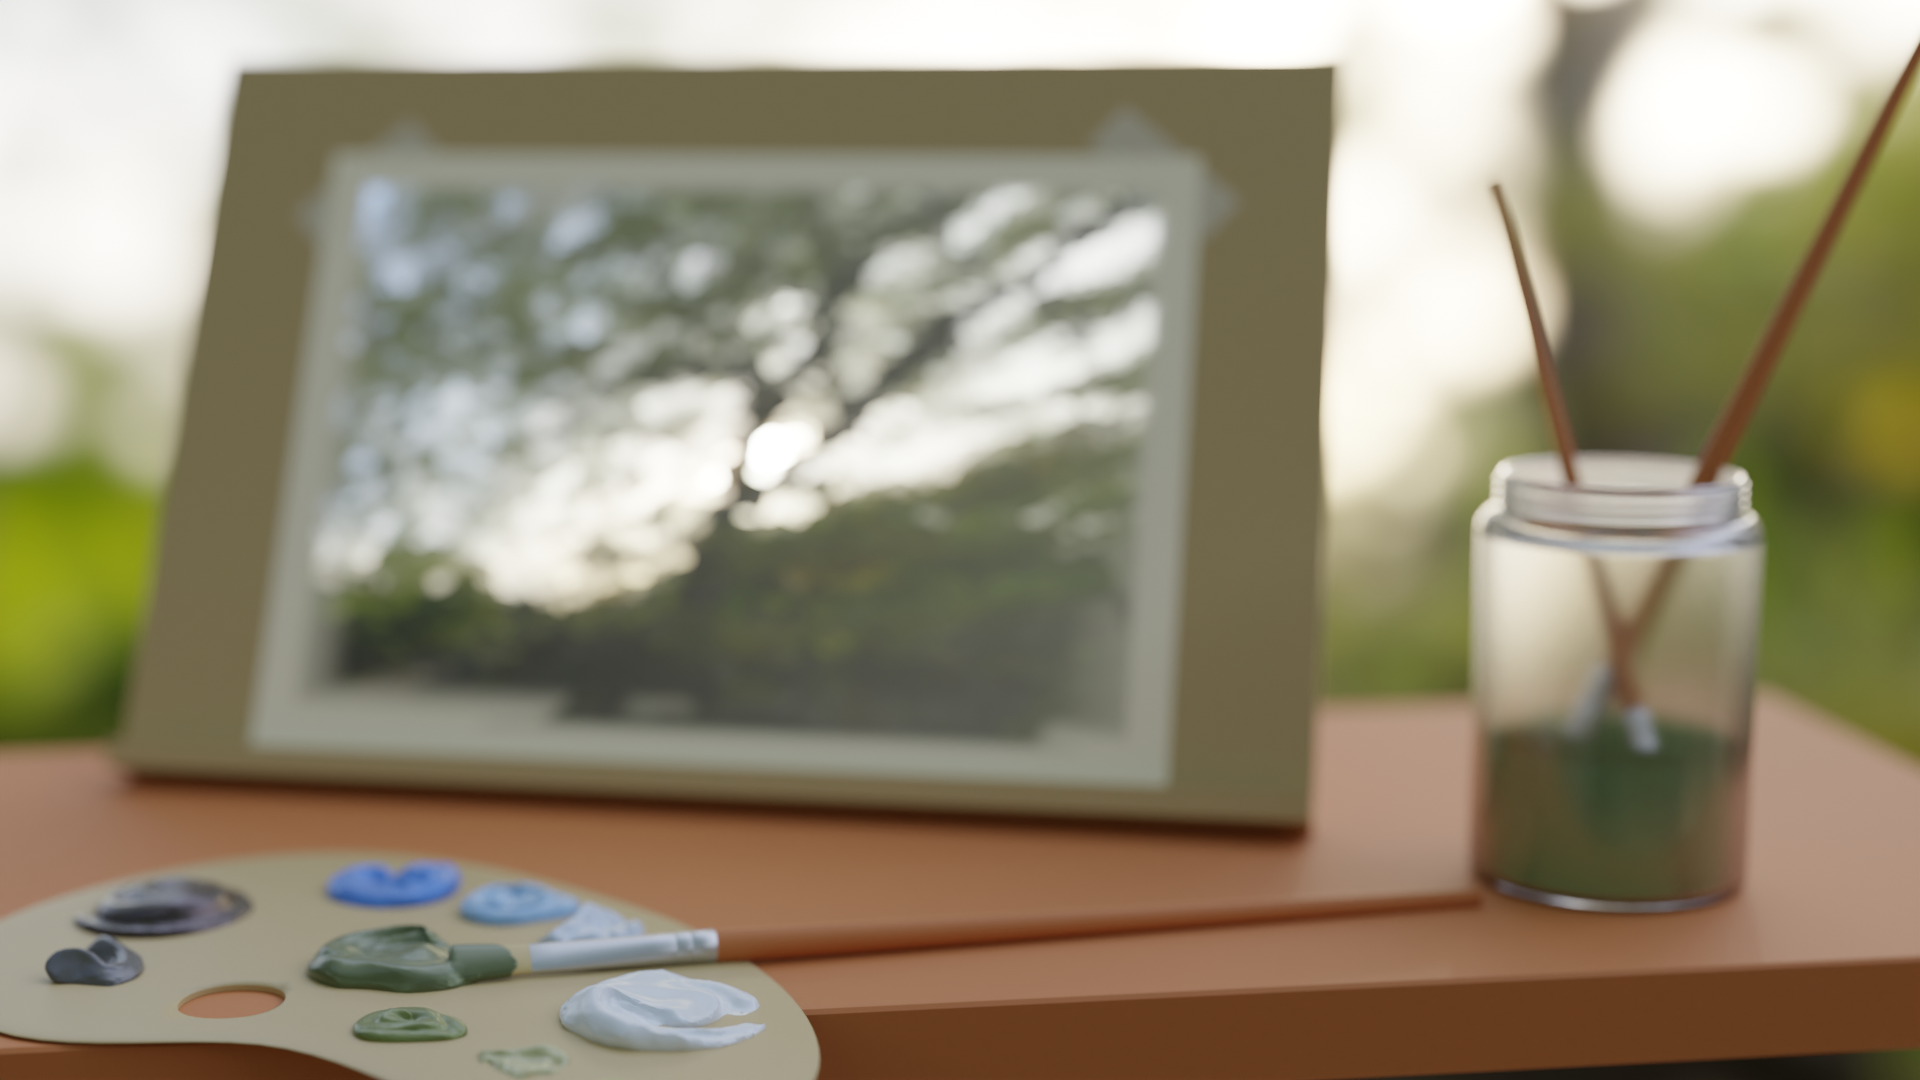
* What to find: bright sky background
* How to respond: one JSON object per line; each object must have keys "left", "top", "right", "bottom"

{"left": 2, "top": 0, "right": 1917, "bottom": 519}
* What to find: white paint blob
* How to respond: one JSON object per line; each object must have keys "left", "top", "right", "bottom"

{"left": 559, "top": 969, "right": 764, "bottom": 1051}
{"left": 541, "top": 901, "right": 646, "bottom": 943}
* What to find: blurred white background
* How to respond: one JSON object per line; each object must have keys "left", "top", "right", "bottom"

{"left": 2, "top": 0, "right": 1916, "bottom": 557}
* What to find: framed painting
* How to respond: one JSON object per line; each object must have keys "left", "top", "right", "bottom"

{"left": 117, "top": 70, "right": 1329, "bottom": 826}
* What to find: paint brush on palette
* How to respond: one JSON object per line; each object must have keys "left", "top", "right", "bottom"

{"left": 532, "top": 890, "right": 1467, "bottom": 965}
{"left": 310, "top": 888, "right": 1470, "bottom": 992}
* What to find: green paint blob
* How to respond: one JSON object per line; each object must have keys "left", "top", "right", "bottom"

{"left": 352, "top": 1006, "right": 468, "bottom": 1042}
{"left": 1483, "top": 720, "right": 1743, "bottom": 903}
{"left": 307, "top": 926, "right": 516, "bottom": 992}
{"left": 478, "top": 1045, "right": 569, "bottom": 1077}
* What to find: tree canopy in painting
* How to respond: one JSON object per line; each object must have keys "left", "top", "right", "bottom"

{"left": 319, "top": 170, "right": 1170, "bottom": 737}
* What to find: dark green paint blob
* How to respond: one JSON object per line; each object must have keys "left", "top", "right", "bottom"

{"left": 307, "top": 926, "right": 516, "bottom": 992}
{"left": 352, "top": 1006, "right": 468, "bottom": 1042}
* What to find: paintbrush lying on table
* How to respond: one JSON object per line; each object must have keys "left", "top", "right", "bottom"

{"left": 308, "top": 887, "right": 1474, "bottom": 992}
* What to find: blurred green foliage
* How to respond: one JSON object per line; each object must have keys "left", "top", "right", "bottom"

{"left": 1321, "top": 395, "right": 1540, "bottom": 697}
{"left": 0, "top": 460, "right": 154, "bottom": 740}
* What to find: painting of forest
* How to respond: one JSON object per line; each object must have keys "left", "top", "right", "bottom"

{"left": 308, "top": 160, "right": 1180, "bottom": 741}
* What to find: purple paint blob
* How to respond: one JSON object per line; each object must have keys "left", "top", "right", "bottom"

{"left": 76, "top": 878, "right": 249, "bottom": 936}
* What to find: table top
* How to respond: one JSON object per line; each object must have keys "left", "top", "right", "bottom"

{"left": 6, "top": 690, "right": 1920, "bottom": 1080}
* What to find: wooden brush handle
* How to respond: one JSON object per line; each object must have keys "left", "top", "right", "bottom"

{"left": 716, "top": 890, "right": 1476, "bottom": 962}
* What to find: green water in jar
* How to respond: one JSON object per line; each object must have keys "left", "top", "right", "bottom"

{"left": 1481, "top": 718, "right": 1744, "bottom": 903}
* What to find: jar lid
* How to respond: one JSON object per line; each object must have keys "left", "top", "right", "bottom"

{"left": 1493, "top": 451, "right": 1750, "bottom": 530}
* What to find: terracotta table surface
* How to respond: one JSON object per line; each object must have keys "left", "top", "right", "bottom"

{"left": 6, "top": 690, "right": 1920, "bottom": 1080}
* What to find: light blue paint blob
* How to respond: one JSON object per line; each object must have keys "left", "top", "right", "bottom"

{"left": 327, "top": 860, "right": 462, "bottom": 907}
{"left": 460, "top": 881, "right": 580, "bottom": 925}
{"left": 541, "top": 901, "right": 645, "bottom": 942}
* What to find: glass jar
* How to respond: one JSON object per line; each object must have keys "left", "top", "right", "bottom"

{"left": 1472, "top": 451, "right": 1764, "bottom": 913}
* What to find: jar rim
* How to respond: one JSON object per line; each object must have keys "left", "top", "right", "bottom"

{"left": 1493, "top": 451, "right": 1751, "bottom": 530}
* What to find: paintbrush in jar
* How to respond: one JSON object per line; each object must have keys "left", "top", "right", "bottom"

{"left": 1492, "top": 184, "right": 1659, "bottom": 752}
{"left": 1617, "top": 34, "right": 1920, "bottom": 646}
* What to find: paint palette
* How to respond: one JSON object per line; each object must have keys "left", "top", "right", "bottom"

{"left": 0, "top": 851, "right": 818, "bottom": 1079}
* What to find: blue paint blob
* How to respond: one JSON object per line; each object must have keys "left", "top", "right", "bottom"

{"left": 328, "top": 860, "right": 462, "bottom": 907}
{"left": 460, "top": 881, "right": 580, "bottom": 925}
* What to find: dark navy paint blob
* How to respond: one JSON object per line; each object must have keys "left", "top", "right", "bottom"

{"left": 327, "top": 860, "right": 462, "bottom": 906}
{"left": 460, "top": 881, "right": 579, "bottom": 925}
{"left": 46, "top": 934, "right": 144, "bottom": 985}
{"left": 76, "top": 878, "right": 250, "bottom": 936}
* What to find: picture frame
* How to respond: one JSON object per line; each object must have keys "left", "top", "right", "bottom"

{"left": 117, "top": 69, "right": 1330, "bottom": 826}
